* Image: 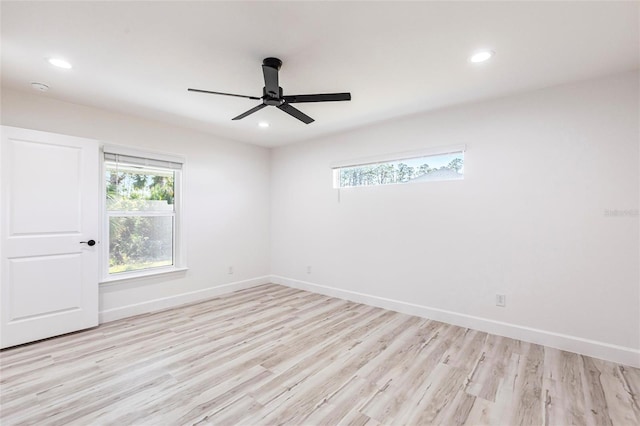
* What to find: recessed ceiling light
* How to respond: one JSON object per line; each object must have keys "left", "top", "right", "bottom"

{"left": 258, "top": 122, "right": 269, "bottom": 128}
{"left": 48, "top": 58, "right": 72, "bottom": 69}
{"left": 31, "top": 82, "right": 49, "bottom": 92}
{"left": 469, "top": 50, "right": 494, "bottom": 63}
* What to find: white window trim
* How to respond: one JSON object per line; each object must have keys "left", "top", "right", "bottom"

{"left": 100, "top": 144, "right": 187, "bottom": 284}
{"left": 103, "top": 144, "right": 186, "bottom": 165}
{"left": 330, "top": 144, "right": 466, "bottom": 169}
{"left": 100, "top": 267, "right": 189, "bottom": 285}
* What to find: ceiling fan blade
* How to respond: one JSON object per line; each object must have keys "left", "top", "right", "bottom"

{"left": 283, "top": 93, "right": 351, "bottom": 103}
{"left": 232, "top": 103, "right": 267, "bottom": 120}
{"left": 262, "top": 65, "right": 280, "bottom": 98}
{"left": 188, "top": 88, "right": 261, "bottom": 100}
{"left": 277, "top": 103, "right": 314, "bottom": 124}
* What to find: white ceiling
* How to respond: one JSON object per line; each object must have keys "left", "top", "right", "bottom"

{"left": 1, "top": 1, "right": 638, "bottom": 148}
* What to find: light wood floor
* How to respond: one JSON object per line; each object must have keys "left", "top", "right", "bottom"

{"left": 1, "top": 284, "right": 638, "bottom": 426}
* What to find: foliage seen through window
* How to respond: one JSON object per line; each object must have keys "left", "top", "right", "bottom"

{"left": 335, "top": 151, "right": 464, "bottom": 188}
{"left": 106, "top": 164, "right": 175, "bottom": 274}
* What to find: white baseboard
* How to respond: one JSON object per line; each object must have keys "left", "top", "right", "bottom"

{"left": 271, "top": 275, "right": 640, "bottom": 368}
{"left": 99, "top": 276, "right": 270, "bottom": 323}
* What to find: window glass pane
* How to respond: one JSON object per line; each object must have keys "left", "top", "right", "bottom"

{"left": 106, "top": 163, "right": 174, "bottom": 211}
{"left": 335, "top": 151, "right": 463, "bottom": 188}
{"left": 109, "top": 215, "right": 173, "bottom": 274}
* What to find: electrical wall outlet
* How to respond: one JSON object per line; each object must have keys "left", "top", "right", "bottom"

{"left": 228, "top": 266, "right": 234, "bottom": 275}
{"left": 306, "top": 266, "right": 312, "bottom": 274}
{"left": 496, "top": 294, "right": 506, "bottom": 307}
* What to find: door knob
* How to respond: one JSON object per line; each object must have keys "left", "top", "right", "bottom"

{"left": 80, "top": 240, "right": 96, "bottom": 246}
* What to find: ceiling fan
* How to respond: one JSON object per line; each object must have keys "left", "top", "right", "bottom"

{"left": 188, "top": 57, "right": 351, "bottom": 124}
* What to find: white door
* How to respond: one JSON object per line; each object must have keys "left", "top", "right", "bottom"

{"left": 1, "top": 126, "right": 99, "bottom": 348}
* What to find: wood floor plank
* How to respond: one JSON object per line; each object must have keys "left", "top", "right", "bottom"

{"left": 542, "top": 348, "right": 587, "bottom": 426}
{"left": 257, "top": 314, "right": 421, "bottom": 424}
{"left": 589, "top": 358, "right": 639, "bottom": 425}
{"left": 619, "top": 364, "right": 640, "bottom": 424}
{"left": 248, "top": 309, "right": 393, "bottom": 407}
{"left": 438, "top": 390, "right": 477, "bottom": 426}
{"left": 464, "top": 334, "right": 515, "bottom": 402}
{"left": 301, "top": 376, "right": 379, "bottom": 425}
{"left": 397, "top": 362, "right": 469, "bottom": 425}
{"left": 360, "top": 323, "right": 462, "bottom": 423}
{"left": 508, "top": 342, "right": 545, "bottom": 426}
{"left": 1, "top": 283, "right": 638, "bottom": 425}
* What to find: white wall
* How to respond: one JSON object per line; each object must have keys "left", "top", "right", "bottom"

{"left": 270, "top": 71, "right": 640, "bottom": 366}
{"left": 2, "top": 72, "right": 638, "bottom": 367}
{"left": 1, "top": 88, "right": 271, "bottom": 320}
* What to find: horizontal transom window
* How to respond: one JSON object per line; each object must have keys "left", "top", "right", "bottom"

{"left": 332, "top": 148, "right": 464, "bottom": 188}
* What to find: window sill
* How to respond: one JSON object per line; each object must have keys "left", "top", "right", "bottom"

{"left": 100, "top": 267, "right": 188, "bottom": 285}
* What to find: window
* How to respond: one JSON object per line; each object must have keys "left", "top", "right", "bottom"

{"left": 332, "top": 147, "right": 464, "bottom": 188}
{"left": 103, "top": 149, "right": 184, "bottom": 279}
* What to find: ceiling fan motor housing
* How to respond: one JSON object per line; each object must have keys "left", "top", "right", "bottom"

{"left": 263, "top": 87, "right": 284, "bottom": 105}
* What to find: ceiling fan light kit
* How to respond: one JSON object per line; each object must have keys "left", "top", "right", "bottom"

{"left": 188, "top": 57, "right": 351, "bottom": 124}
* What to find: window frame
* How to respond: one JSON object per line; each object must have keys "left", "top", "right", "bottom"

{"left": 100, "top": 145, "right": 186, "bottom": 283}
{"left": 331, "top": 144, "right": 466, "bottom": 189}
